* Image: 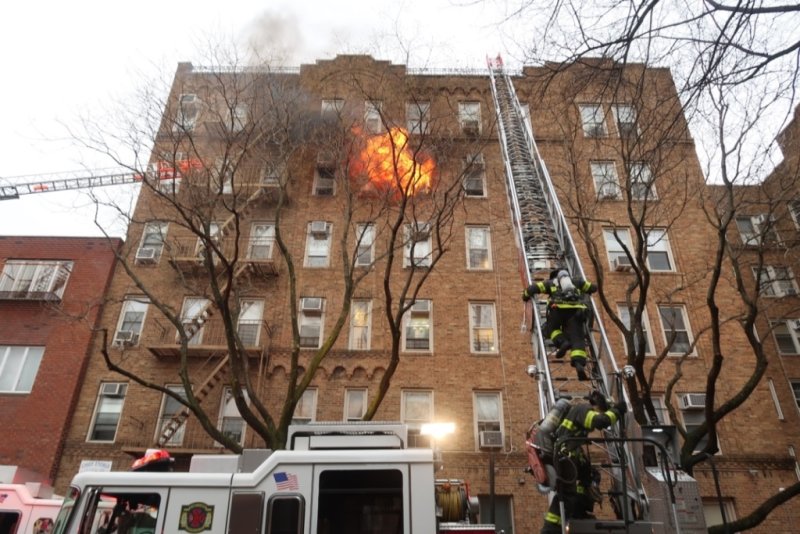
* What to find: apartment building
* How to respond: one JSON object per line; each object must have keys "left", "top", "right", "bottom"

{"left": 52, "top": 55, "right": 800, "bottom": 532}
{"left": 0, "top": 236, "right": 121, "bottom": 484}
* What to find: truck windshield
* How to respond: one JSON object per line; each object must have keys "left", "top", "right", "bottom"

{"left": 52, "top": 486, "right": 81, "bottom": 534}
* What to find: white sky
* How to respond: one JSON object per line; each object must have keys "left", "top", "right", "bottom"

{"left": 0, "top": 0, "right": 524, "bottom": 238}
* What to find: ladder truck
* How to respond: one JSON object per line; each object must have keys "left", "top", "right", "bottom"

{"left": 487, "top": 58, "right": 708, "bottom": 533}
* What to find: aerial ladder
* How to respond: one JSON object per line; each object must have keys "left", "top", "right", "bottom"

{"left": 487, "top": 59, "right": 705, "bottom": 533}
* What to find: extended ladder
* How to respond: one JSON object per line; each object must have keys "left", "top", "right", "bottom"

{"left": 487, "top": 61, "right": 649, "bottom": 524}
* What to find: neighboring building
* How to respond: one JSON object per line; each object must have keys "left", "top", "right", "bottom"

{"left": 52, "top": 55, "right": 800, "bottom": 532}
{"left": 0, "top": 236, "right": 121, "bottom": 484}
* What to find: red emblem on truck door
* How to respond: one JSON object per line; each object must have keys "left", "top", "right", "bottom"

{"left": 179, "top": 502, "right": 214, "bottom": 532}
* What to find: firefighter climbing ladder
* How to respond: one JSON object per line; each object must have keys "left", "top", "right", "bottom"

{"left": 487, "top": 61, "right": 651, "bottom": 527}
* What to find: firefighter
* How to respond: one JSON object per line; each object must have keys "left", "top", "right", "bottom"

{"left": 522, "top": 268, "right": 598, "bottom": 380}
{"left": 540, "top": 390, "right": 627, "bottom": 534}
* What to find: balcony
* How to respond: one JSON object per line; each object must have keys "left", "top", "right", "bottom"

{"left": 167, "top": 237, "right": 227, "bottom": 276}
{"left": 117, "top": 419, "right": 262, "bottom": 457}
{"left": 147, "top": 319, "right": 272, "bottom": 359}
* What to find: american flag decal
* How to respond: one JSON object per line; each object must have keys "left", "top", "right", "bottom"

{"left": 273, "top": 471, "right": 299, "bottom": 491}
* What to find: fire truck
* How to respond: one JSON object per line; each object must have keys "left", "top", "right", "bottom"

{"left": 50, "top": 423, "right": 494, "bottom": 534}
{"left": 0, "top": 482, "right": 62, "bottom": 534}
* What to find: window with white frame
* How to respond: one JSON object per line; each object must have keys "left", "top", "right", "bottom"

{"left": 157, "top": 174, "right": 181, "bottom": 195}
{"left": 754, "top": 266, "right": 798, "bottom": 297}
{"left": 591, "top": 161, "right": 622, "bottom": 200}
{"left": 305, "top": 221, "right": 332, "bottom": 267}
{"left": 466, "top": 226, "right": 492, "bottom": 270}
{"left": 463, "top": 153, "right": 486, "bottom": 197}
{"left": 629, "top": 162, "right": 658, "bottom": 200}
{"left": 772, "top": 320, "right": 800, "bottom": 354}
{"left": 349, "top": 299, "right": 372, "bottom": 350}
{"left": 228, "top": 103, "right": 248, "bottom": 132}
{"left": 237, "top": 299, "right": 264, "bottom": 346}
{"left": 0, "top": 346, "right": 44, "bottom": 393}
{"left": 406, "top": 101, "right": 430, "bottom": 135}
{"left": 114, "top": 297, "right": 148, "bottom": 346}
{"left": 157, "top": 385, "right": 188, "bottom": 446}
{"left": 459, "top": 102, "right": 481, "bottom": 134}
{"left": 617, "top": 305, "right": 654, "bottom": 355}
{"left": 174, "top": 94, "right": 198, "bottom": 132}
{"left": 603, "top": 228, "right": 634, "bottom": 270}
{"left": 219, "top": 387, "right": 248, "bottom": 445}
{"left": 344, "top": 388, "right": 367, "bottom": 421}
{"left": 680, "top": 393, "right": 715, "bottom": 452}
{"left": 321, "top": 99, "right": 344, "bottom": 121}
{"left": 791, "top": 380, "right": 800, "bottom": 410}
{"left": 213, "top": 158, "right": 234, "bottom": 194}
{"left": 645, "top": 229, "right": 674, "bottom": 271}
{"left": 474, "top": 391, "right": 503, "bottom": 447}
{"left": 293, "top": 388, "right": 317, "bottom": 424}
{"left": 658, "top": 305, "right": 694, "bottom": 354}
{"left": 402, "top": 390, "right": 433, "bottom": 448}
{"left": 261, "top": 161, "right": 284, "bottom": 188}
{"left": 314, "top": 151, "right": 336, "bottom": 196}
{"left": 137, "top": 221, "right": 167, "bottom": 263}
{"left": 789, "top": 200, "right": 800, "bottom": 229}
{"left": 355, "top": 223, "right": 375, "bottom": 267}
{"left": 650, "top": 396, "right": 671, "bottom": 425}
{"left": 195, "top": 222, "right": 220, "bottom": 260}
{"left": 404, "top": 222, "right": 432, "bottom": 267}
{"left": 579, "top": 104, "right": 607, "bottom": 137}
{"left": 612, "top": 104, "right": 638, "bottom": 137}
{"left": 0, "top": 260, "right": 73, "bottom": 301}
{"left": 469, "top": 302, "right": 498, "bottom": 353}
{"left": 641, "top": 395, "right": 672, "bottom": 466}
{"left": 88, "top": 382, "right": 127, "bottom": 442}
{"left": 179, "top": 297, "right": 209, "bottom": 345}
{"left": 364, "top": 101, "right": 383, "bottom": 134}
{"left": 736, "top": 215, "right": 780, "bottom": 246}
{"left": 403, "top": 299, "right": 432, "bottom": 351}
{"left": 299, "top": 297, "right": 325, "bottom": 348}
{"left": 703, "top": 499, "right": 737, "bottom": 531}
{"left": 248, "top": 223, "right": 275, "bottom": 260}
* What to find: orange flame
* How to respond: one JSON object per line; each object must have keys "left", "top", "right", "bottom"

{"left": 351, "top": 127, "right": 436, "bottom": 197}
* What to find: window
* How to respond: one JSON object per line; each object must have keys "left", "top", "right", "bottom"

{"left": 88, "top": 382, "right": 127, "bottom": 441}
{"left": 603, "top": 228, "right": 634, "bottom": 269}
{"left": 703, "top": 499, "right": 736, "bottom": 531}
{"left": 179, "top": 297, "right": 210, "bottom": 345}
{"left": 736, "top": 215, "right": 780, "bottom": 246}
{"left": 213, "top": 158, "right": 234, "bottom": 194}
{"left": 466, "top": 226, "right": 492, "bottom": 270}
{"left": 789, "top": 199, "right": 800, "bottom": 229}
{"left": 321, "top": 99, "right": 344, "bottom": 121}
{"left": 293, "top": 388, "right": 317, "bottom": 424}
{"left": 658, "top": 305, "right": 694, "bottom": 355}
{"left": 137, "top": 222, "right": 167, "bottom": 263}
{"left": 404, "top": 223, "right": 432, "bottom": 267}
{"left": 174, "top": 93, "right": 198, "bottom": 132}
{"left": 463, "top": 153, "right": 486, "bottom": 197}
{"left": 248, "top": 223, "right": 275, "bottom": 260}
{"left": 612, "top": 104, "right": 638, "bottom": 137}
{"left": 629, "top": 162, "right": 658, "bottom": 200}
{"left": 299, "top": 297, "right": 325, "bottom": 348}
{"left": 773, "top": 321, "right": 800, "bottom": 354}
{"left": 459, "top": 102, "right": 481, "bottom": 134}
{"left": 114, "top": 297, "right": 148, "bottom": 346}
{"left": 238, "top": 299, "right": 264, "bottom": 346}
{"left": 406, "top": 101, "right": 430, "bottom": 135}
{"left": 754, "top": 266, "right": 798, "bottom": 297}
{"left": 402, "top": 390, "right": 433, "bottom": 448}
{"left": 645, "top": 229, "right": 674, "bottom": 271}
{"left": 261, "top": 161, "right": 284, "bottom": 188}
{"left": 355, "top": 223, "right": 375, "bottom": 266}
{"left": 349, "top": 299, "right": 372, "bottom": 350}
{"left": 219, "top": 387, "right": 249, "bottom": 445}
{"left": 650, "top": 396, "right": 671, "bottom": 425}
{"left": 591, "top": 161, "right": 621, "bottom": 200}
{"left": 305, "top": 222, "right": 332, "bottom": 267}
{"left": 617, "top": 305, "right": 654, "bottom": 355}
{"left": 195, "top": 222, "right": 220, "bottom": 259}
{"left": 317, "top": 470, "right": 403, "bottom": 533}
{"left": 680, "top": 393, "right": 715, "bottom": 453}
{"left": 314, "top": 152, "right": 336, "bottom": 196}
{"left": 229, "top": 103, "right": 248, "bottom": 132}
{"left": 403, "top": 299, "right": 432, "bottom": 352}
{"left": 0, "top": 260, "right": 73, "bottom": 301}
{"left": 791, "top": 380, "right": 800, "bottom": 410}
{"left": 579, "top": 104, "right": 607, "bottom": 137}
{"left": 344, "top": 388, "right": 367, "bottom": 421}
{"left": 0, "top": 346, "right": 44, "bottom": 393}
{"left": 81, "top": 490, "right": 162, "bottom": 534}
{"left": 364, "top": 100, "right": 383, "bottom": 134}
{"left": 474, "top": 391, "right": 503, "bottom": 448}
{"left": 157, "top": 385, "right": 187, "bottom": 446}
{"left": 469, "top": 302, "right": 498, "bottom": 353}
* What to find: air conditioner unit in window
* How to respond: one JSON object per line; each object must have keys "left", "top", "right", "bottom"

{"left": 790, "top": 319, "right": 800, "bottom": 331}
{"left": 462, "top": 120, "right": 480, "bottom": 135}
{"left": 310, "top": 221, "right": 328, "bottom": 236}
{"left": 613, "top": 256, "right": 634, "bottom": 272}
{"left": 112, "top": 330, "right": 139, "bottom": 347}
{"left": 410, "top": 300, "right": 430, "bottom": 313}
{"left": 681, "top": 393, "right": 706, "bottom": 410}
{"left": 301, "top": 297, "right": 323, "bottom": 313}
{"left": 479, "top": 430, "right": 504, "bottom": 449}
{"left": 598, "top": 188, "right": 619, "bottom": 200}
{"left": 135, "top": 247, "right": 157, "bottom": 264}
{"left": 101, "top": 383, "right": 126, "bottom": 397}
{"left": 783, "top": 286, "right": 798, "bottom": 297}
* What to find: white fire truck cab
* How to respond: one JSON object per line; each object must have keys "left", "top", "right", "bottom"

{"left": 52, "top": 423, "right": 494, "bottom": 534}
